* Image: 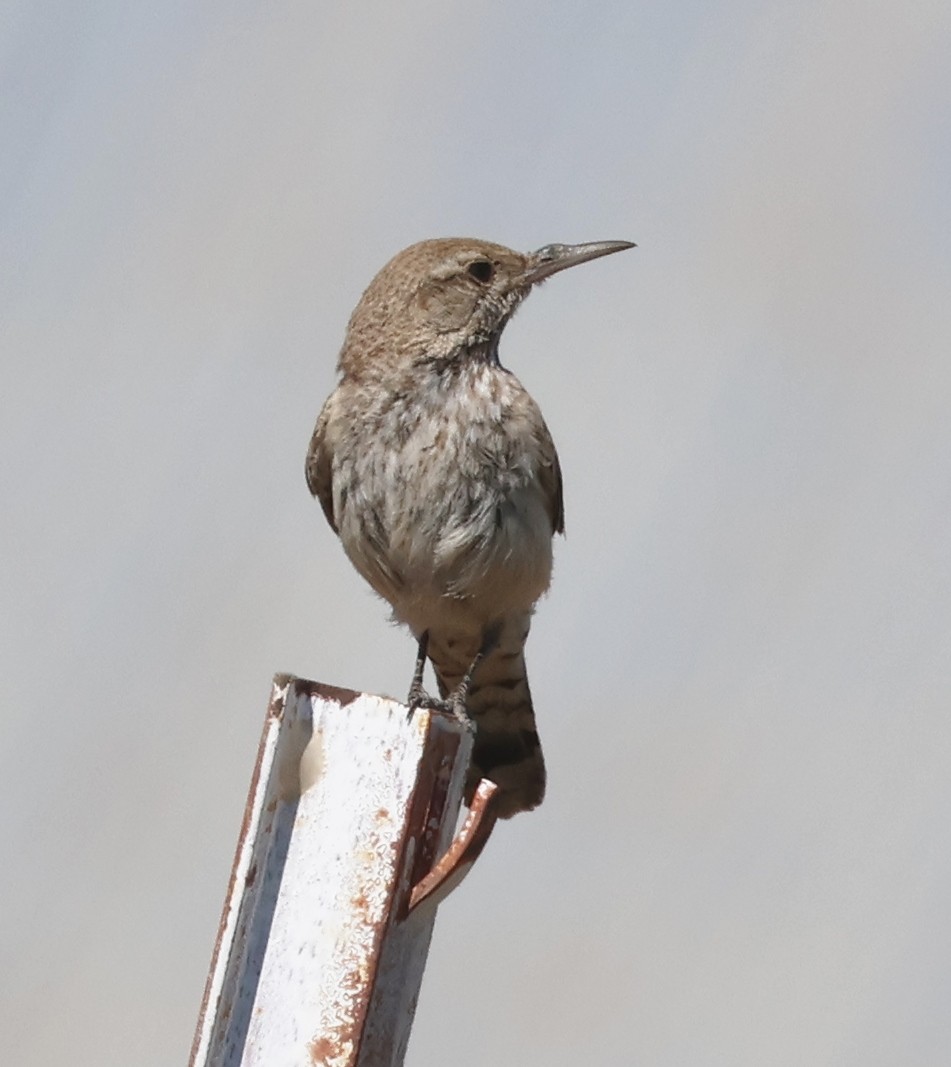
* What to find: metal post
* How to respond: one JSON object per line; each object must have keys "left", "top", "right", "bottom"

{"left": 190, "top": 675, "right": 499, "bottom": 1067}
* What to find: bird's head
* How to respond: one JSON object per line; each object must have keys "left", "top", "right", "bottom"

{"left": 337, "top": 237, "right": 634, "bottom": 378}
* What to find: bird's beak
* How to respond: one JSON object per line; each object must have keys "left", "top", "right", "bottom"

{"left": 521, "top": 240, "right": 636, "bottom": 285}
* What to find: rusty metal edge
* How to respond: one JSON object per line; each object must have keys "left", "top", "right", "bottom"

{"left": 188, "top": 673, "right": 294, "bottom": 1067}
{"left": 406, "top": 779, "right": 501, "bottom": 915}
{"left": 339, "top": 703, "right": 471, "bottom": 1060}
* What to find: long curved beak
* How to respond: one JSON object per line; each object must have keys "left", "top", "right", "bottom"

{"left": 522, "top": 240, "right": 636, "bottom": 284}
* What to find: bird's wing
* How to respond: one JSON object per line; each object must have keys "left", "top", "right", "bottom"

{"left": 305, "top": 402, "right": 338, "bottom": 533}
{"left": 538, "top": 422, "right": 565, "bottom": 536}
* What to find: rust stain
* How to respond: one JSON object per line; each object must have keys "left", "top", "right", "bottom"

{"left": 268, "top": 674, "right": 295, "bottom": 719}
{"left": 303, "top": 680, "right": 363, "bottom": 707}
{"left": 244, "top": 863, "right": 257, "bottom": 888}
{"left": 408, "top": 779, "right": 501, "bottom": 915}
{"left": 306, "top": 960, "right": 374, "bottom": 1064}
{"left": 308, "top": 1036, "right": 336, "bottom": 1064}
{"left": 404, "top": 724, "right": 465, "bottom": 888}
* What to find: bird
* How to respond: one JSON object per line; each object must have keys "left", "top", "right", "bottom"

{"left": 306, "top": 237, "right": 634, "bottom": 817}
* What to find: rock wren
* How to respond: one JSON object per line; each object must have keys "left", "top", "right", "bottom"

{"left": 306, "top": 237, "right": 634, "bottom": 817}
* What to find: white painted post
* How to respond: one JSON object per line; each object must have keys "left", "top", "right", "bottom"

{"left": 189, "top": 675, "right": 499, "bottom": 1067}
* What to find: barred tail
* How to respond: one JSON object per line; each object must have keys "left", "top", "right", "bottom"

{"left": 430, "top": 614, "right": 546, "bottom": 818}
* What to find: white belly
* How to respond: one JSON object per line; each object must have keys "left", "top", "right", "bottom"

{"left": 334, "top": 366, "right": 556, "bottom": 636}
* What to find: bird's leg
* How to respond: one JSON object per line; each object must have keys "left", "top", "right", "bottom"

{"left": 406, "top": 631, "right": 433, "bottom": 711}
{"left": 443, "top": 625, "right": 501, "bottom": 732}
{"left": 405, "top": 626, "right": 500, "bottom": 734}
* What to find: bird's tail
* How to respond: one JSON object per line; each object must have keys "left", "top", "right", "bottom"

{"left": 430, "top": 614, "right": 546, "bottom": 819}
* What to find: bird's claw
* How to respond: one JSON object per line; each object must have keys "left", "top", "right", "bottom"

{"left": 406, "top": 689, "right": 476, "bottom": 735}
{"left": 406, "top": 683, "right": 431, "bottom": 714}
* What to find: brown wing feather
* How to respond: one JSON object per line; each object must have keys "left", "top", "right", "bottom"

{"left": 305, "top": 405, "right": 337, "bottom": 533}
{"left": 537, "top": 420, "right": 565, "bottom": 536}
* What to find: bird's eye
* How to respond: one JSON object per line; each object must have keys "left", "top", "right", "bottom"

{"left": 467, "top": 260, "right": 495, "bottom": 284}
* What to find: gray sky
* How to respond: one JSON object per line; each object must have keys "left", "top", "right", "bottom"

{"left": 3, "top": 2, "right": 950, "bottom": 1064}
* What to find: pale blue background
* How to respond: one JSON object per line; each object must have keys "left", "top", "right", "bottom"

{"left": 3, "top": 3, "right": 950, "bottom": 1064}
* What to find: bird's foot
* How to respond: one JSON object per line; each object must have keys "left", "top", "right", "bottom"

{"left": 404, "top": 628, "right": 477, "bottom": 733}
{"left": 447, "top": 686, "right": 476, "bottom": 734}
{"left": 406, "top": 680, "right": 435, "bottom": 713}
{"left": 406, "top": 687, "right": 476, "bottom": 735}
{"left": 406, "top": 631, "right": 432, "bottom": 715}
